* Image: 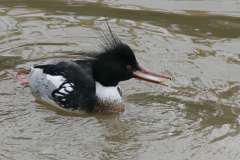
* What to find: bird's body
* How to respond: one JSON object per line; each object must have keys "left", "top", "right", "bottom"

{"left": 29, "top": 23, "right": 171, "bottom": 113}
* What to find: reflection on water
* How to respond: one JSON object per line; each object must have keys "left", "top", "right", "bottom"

{"left": 0, "top": 0, "right": 240, "bottom": 159}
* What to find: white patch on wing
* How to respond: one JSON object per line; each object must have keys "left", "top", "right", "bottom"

{"left": 46, "top": 75, "right": 65, "bottom": 88}
{"left": 55, "top": 93, "right": 64, "bottom": 97}
{"left": 59, "top": 88, "right": 67, "bottom": 94}
{"left": 62, "top": 83, "right": 73, "bottom": 92}
{"left": 95, "top": 81, "right": 122, "bottom": 103}
{"left": 65, "top": 87, "right": 73, "bottom": 92}
{"left": 63, "top": 83, "right": 71, "bottom": 87}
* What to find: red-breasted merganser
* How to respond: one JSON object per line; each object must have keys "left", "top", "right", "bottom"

{"left": 29, "top": 23, "right": 171, "bottom": 113}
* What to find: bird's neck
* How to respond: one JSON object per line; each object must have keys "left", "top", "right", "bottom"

{"left": 91, "top": 58, "right": 120, "bottom": 87}
{"left": 95, "top": 81, "right": 122, "bottom": 102}
{"left": 94, "top": 81, "right": 124, "bottom": 113}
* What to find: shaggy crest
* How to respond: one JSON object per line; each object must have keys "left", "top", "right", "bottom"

{"left": 95, "top": 21, "right": 137, "bottom": 62}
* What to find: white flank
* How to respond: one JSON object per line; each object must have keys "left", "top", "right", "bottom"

{"left": 41, "top": 96, "right": 59, "bottom": 107}
{"left": 95, "top": 81, "right": 122, "bottom": 103}
{"left": 46, "top": 75, "right": 66, "bottom": 88}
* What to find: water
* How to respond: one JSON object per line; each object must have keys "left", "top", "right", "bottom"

{"left": 1, "top": 0, "right": 240, "bottom": 159}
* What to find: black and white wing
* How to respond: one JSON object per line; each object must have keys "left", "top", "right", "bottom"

{"left": 33, "top": 59, "right": 96, "bottom": 112}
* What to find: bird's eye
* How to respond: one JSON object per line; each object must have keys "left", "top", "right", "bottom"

{"left": 126, "top": 65, "right": 131, "bottom": 69}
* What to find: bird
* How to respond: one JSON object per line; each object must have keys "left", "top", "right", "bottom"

{"left": 28, "top": 22, "right": 171, "bottom": 113}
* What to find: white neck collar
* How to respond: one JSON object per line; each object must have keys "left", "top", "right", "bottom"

{"left": 95, "top": 81, "right": 122, "bottom": 103}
